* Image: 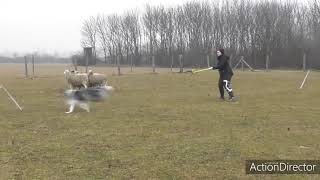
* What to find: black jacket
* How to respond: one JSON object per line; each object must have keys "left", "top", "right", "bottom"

{"left": 213, "top": 54, "right": 233, "bottom": 78}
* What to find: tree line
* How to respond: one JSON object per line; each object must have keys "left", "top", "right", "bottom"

{"left": 80, "top": 0, "right": 320, "bottom": 69}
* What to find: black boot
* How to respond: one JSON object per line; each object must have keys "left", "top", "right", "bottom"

{"left": 228, "top": 92, "right": 236, "bottom": 102}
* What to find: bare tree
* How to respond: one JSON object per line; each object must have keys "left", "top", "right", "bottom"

{"left": 128, "top": 11, "right": 141, "bottom": 67}
{"left": 310, "top": 0, "right": 320, "bottom": 39}
{"left": 143, "top": 5, "right": 160, "bottom": 72}
{"left": 174, "top": 6, "right": 187, "bottom": 72}
{"left": 106, "top": 14, "right": 123, "bottom": 75}
{"left": 81, "top": 16, "right": 98, "bottom": 64}
{"left": 157, "top": 6, "right": 168, "bottom": 66}
{"left": 80, "top": 0, "right": 320, "bottom": 69}
{"left": 201, "top": 1, "right": 214, "bottom": 67}
{"left": 184, "top": 1, "right": 203, "bottom": 67}
{"left": 120, "top": 11, "right": 141, "bottom": 71}
{"left": 96, "top": 15, "right": 110, "bottom": 64}
{"left": 165, "top": 8, "right": 175, "bottom": 71}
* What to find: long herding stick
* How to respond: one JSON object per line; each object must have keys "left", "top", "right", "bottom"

{"left": 192, "top": 67, "right": 213, "bottom": 74}
{"left": 299, "top": 70, "right": 310, "bottom": 89}
{"left": 0, "top": 85, "right": 23, "bottom": 111}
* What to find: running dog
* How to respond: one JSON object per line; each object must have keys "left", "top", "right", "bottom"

{"left": 64, "top": 86, "right": 113, "bottom": 113}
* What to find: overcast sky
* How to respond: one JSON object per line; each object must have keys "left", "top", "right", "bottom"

{"left": 1, "top": 0, "right": 185, "bottom": 56}
{"left": 0, "top": 0, "right": 310, "bottom": 57}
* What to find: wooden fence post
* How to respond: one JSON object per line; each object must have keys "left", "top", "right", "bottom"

{"left": 303, "top": 53, "right": 306, "bottom": 72}
{"left": 32, "top": 55, "right": 35, "bottom": 78}
{"left": 179, "top": 54, "right": 183, "bottom": 73}
{"left": 266, "top": 54, "right": 269, "bottom": 71}
{"left": 152, "top": 55, "right": 155, "bottom": 73}
{"left": 117, "top": 55, "right": 121, "bottom": 76}
{"left": 24, "top": 56, "right": 28, "bottom": 78}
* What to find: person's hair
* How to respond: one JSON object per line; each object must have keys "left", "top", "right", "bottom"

{"left": 218, "top": 48, "right": 225, "bottom": 55}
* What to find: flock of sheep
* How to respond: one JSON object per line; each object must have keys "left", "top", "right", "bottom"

{"left": 64, "top": 69, "right": 108, "bottom": 89}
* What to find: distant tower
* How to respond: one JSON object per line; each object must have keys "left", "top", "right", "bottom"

{"left": 83, "top": 47, "right": 95, "bottom": 65}
{"left": 83, "top": 47, "right": 95, "bottom": 72}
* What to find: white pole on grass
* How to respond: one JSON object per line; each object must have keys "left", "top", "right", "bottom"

{"left": 0, "top": 85, "right": 23, "bottom": 111}
{"left": 299, "top": 70, "right": 310, "bottom": 89}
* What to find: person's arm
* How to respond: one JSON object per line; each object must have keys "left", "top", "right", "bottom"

{"left": 212, "top": 56, "right": 227, "bottom": 70}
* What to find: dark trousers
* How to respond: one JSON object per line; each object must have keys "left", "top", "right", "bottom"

{"left": 218, "top": 74, "right": 234, "bottom": 99}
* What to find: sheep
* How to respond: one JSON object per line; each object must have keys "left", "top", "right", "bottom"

{"left": 87, "top": 70, "right": 107, "bottom": 87}
{"left": 64, "top": 70, "right": 88, "bottom": 89}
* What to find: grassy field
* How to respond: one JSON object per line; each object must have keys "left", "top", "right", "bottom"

{"left": 0, "top": 64, "right": 319, "bottom": 179}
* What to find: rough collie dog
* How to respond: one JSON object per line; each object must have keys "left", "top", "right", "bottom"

{"left": 64, "top": 86, "right": 113, "bottom": 113}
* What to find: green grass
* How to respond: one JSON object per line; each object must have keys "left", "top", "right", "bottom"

{"left": 0, "top": 64, "right": 319, "bottom": 179}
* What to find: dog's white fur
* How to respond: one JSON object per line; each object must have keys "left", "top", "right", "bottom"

{"left": 65, "top": 99, "right": 90, "bottom": 113}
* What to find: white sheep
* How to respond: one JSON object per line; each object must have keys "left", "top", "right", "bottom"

{"left": 64, "top": 70, "right": 88, "bottom": 89}
{"left": 87, "top": 70, "right": 107, "bottom": 87}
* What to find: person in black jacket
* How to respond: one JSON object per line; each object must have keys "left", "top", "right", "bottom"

{"left": 212, "top": 48, "right": 236, "bottom": 101}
